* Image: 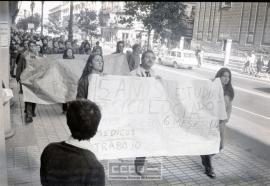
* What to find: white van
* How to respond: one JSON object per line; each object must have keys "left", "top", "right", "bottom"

{"left": 157, "top": 49, "right": 198, "bottom": 69}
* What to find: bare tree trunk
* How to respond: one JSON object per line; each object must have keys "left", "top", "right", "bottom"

{"left": 90, "top": 35, "right": 93, "bottom": 46}
{"left": 41, "top": 1, "right": 44, "bottom": 36}
{"left": 147, "top": 29, "right": 151, "bottom": 50}
{"left": 68, "top": 1, "right": 73, "bottom": 41}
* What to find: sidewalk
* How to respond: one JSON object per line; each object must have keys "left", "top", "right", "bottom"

{"left": 201, "top": 60, "right": 270, "bottom": 83}
{"left": 5, "top": 78, "right": 270, "bottom": 186}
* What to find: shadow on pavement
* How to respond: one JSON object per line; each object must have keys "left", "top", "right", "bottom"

{"left": 227, "top": 127, "right": 270, "bottom": 162}
{"left": 254, "top": 87, "right": 270, "bottom": 94}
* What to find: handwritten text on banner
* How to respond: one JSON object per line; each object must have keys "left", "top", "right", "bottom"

{"left": 86, "top": 75, "right": 227, "bottom": 159}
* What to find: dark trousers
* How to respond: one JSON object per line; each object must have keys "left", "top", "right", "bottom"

{"left": 10, "top": 58, "right": 16, "bottom": 76}
{"left": 25, "top": 102, "right": 36, "bottom": 117}
{"left": 200, "top": 155, "right": 214, "bottom": 169}
{"left": 135, "top": 157, "right": 146, "bottom": 167}
{"left": 19, "top": 82, "right": 23, "bottom": 93}
{"left": 62, "top": 103, "right": 68, "bottom": 112}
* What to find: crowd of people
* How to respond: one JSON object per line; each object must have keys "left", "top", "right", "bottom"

{"left": 242, "top": 50, "right": 270, "bottom": 77}
{"left": 8, "top": 29, "right": 236, "bottom": 185}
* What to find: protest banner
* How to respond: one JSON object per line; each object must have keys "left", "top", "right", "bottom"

{"left": 21, "top": 55, "right": 87, "bottom": 104}
{"left": 103, "top": 53, "right": 130, "bottom": 75}
{"left": 86, "top": 75, "right": 227, "bottom": 159}
{"left": 21, "top": 53, "right": 131, "bottom": 104}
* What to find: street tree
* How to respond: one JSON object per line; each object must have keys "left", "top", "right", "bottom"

{"left": 120, "top": 2, "right": 188, "bottom": 49}
{"left": 16, "top": 13, "right": 41, "bottom": 32}
{"left": 44, "top": 16, "right": 68, "bottom": 35}
{"left": 41, "top": 1, "right": 44, "bottom": 36}
{"left": 76, "top": 9, "right": 99, "bottom": 45}
{"left": 68, "top": 1, "right": 74, "bottom": 41}
{"left": 98, "top": 11, "right": 110, "bottom": 27}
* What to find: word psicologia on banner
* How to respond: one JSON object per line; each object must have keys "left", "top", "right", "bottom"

{"left": 86, "top": 75, "right": 227, "bottom": 159}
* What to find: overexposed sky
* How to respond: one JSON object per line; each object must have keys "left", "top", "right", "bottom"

{"left": 18, "top": 1, "right": 63, "bottom": 20}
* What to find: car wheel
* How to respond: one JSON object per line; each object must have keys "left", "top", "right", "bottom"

{"left": 173, "top": 62, "right": 178, "bottom": 69}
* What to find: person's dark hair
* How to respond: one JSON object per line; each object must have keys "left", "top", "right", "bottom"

{"left": 92, "top": 46, "right": 103, "bottom": 56}
{"left": 215, "top": 67, "right": 234, "bottom": 101}
{"left": 66, "top": 99, "right": 102, "bottom": 140}
{"left": 132, "top": 44, "right": 140, "bottom": 51}
{"left": 96, "top": 41, "right": 100, "bottom": 45}
{"left": 28, "top": 41, "right": 36, "bottom": 48}
{"left": 141, "top": 49, "right": 155, "bottom": 62}
{"left": 80, "top": 54, "right": 104, "bottom": 79}
{"left": 42, "top": 38, "right": 48, "bottom": 44}
{"left": 63, "top": 48, "right": 75, "bottom": 59}
{"left": 65, "top": 40, "right": 72, "bottom": 46}
{"left": 115, "top": 41, "right": 124, "bottom": 53}
{"left": 53, "top": 40, "right": 59, "bottom": 48}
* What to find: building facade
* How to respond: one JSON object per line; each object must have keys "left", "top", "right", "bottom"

{"left": 48, "top": 2, "right": 102, "bottom": 40}
{"left": 192, "top": 2, "right": 270, "bottom": 55}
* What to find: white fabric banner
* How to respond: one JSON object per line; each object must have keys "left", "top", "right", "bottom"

{"left": 21, "top": 54, "right": 130, "bottom": 104}
{"left": 86, "top": 75, "right": 227, "bottom": 159}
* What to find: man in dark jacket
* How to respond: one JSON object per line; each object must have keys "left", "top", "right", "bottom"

{"left": 40, "top": 99, "right": 105, "bottom": 186}
{"left": 16, "top": 41, "right": 37, "bottom": 123}
{"left": 130, "top": 50, "right": 158, "bottom": 175}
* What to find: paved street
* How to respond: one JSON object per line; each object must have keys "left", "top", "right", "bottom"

{"left": 154, "top": 64, "right": 270, "bottom": 162}
{"left": 5, "top": 78, "right": 270, "bottom": 186}
{"left": 5, "top": 51, "right": 270, "bottom": 185}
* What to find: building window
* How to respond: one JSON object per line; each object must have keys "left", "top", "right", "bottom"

{"left": 221, "top": 2, "right": 232, "bottom": 9}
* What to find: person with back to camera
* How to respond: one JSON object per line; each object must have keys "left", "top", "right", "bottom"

{"left": 40, "top": 99, "right": 105, "bottom": 186}
{"left": 200, "top": 67, "right": 234, "bottom": 179}
{"left": 77, "top": 53, "right": 104, "bottom": 99}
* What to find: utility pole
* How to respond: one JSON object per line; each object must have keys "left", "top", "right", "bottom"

{"left": 41, "top": 1, "right": 44, "bottom": 36}
{"left": 68, "top": 1, "right": 74, "bottom": 41}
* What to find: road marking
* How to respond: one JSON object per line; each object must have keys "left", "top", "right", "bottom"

{"left": 154, "top": 65, "right": 270, "bottom": 99}
{"left": 233, "top": 106, "right": 270, "bottom": 120}
{"left": 155, "top": 65, "right": 270, "bottom": 120}
{"left": 197, "top": 66, "right": 270, "bottom": 86}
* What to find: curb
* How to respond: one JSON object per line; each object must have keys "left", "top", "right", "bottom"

{"left": 201, "top": 63, "right": 270, "bottom": 83}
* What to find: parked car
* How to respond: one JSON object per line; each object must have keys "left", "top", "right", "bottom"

{"left": 157, "top": 49, "right": 198, "bottom": 69}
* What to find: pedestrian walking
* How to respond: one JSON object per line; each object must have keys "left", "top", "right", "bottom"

{"left": 127, "top": 44, "right": 141, "bottom": 71}
{"left": 16, "top": 41, "right": 38, "bottom": 123}
{"left": 242, "top": 53, "right": 250, "bottom": 74}
{"left": 266, "top": 59, "right": 270, "bottom": 78}
{"left": 130, "top": 50, "right": 161, "bottom": 175}
{"left": 198, "top": 49, "right": 204, "bottom": 68}
{"left": 255, "top": 55, "right": 264, "bottom": 77}
{"left": 249, "top": 51, "right": 256, "bottom": 75}
{"left": 200, "top": 67, "right": 234, "bottom": 179}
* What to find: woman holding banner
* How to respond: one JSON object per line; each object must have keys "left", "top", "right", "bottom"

{"left": 201, "top": 67, "right": 234, "bottom": 178}
{"left": 76, "top": 54, "right": 104, "bottom": 99}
